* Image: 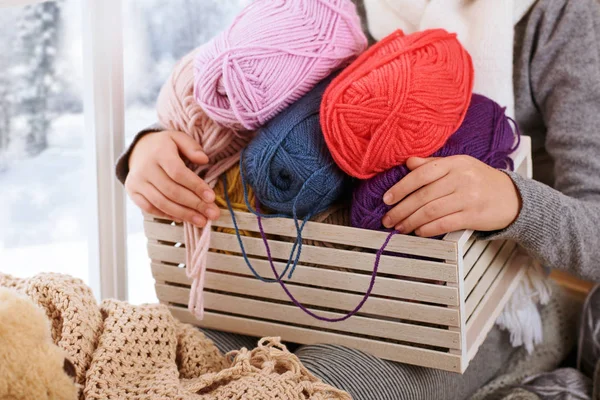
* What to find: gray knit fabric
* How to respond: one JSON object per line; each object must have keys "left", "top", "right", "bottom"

{"left": 578, "top": 285, "right": 600, "bottom": 379}
{"left": 479, "top": 0, "right": 600, "bottom": 282}
{"left": 290, "top": 283, "right": 576, "bottom": 400}
{"left": 201, "top": 328, "right": 259, "bottom": 354}
{"left": 498, "top": 389, "right": 541, "bottom": 400}
{"left": 519, "top": 369, "right": 592, "bottom": 400}
{"left": 115, "top": 0, "right": 599, "bottom": 398}
{"left": 295, "top": 327, "right": 513, "bottom": 400}
{"left": 471, "top": 284, "right": 579, "bottom": 400}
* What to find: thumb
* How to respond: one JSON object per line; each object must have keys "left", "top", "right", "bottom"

{"left": 169, "top": 131, "right": 209, "bottom": 165}
{"left": 406, "top": 156, "right": 438, "bottom": 171}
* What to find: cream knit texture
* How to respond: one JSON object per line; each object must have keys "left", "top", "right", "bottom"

{"left": 0, "top": 273, "right": 350, "bottom": 400}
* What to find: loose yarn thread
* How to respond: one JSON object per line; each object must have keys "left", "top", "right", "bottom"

{"left": 496, "top": 257, "right": 552, "bottom": 354}
{"left": 193, "top": 0, "right": 368, "bottom": 130}
{"left": 222, "top": 176, "right": 298, "bottom": 283}
{"left": 293, "top": 204, "right": 358, "bottom": 253}
{"left": 223, "top": 193, "right": 396, "bottom": 322}
{"left": 225, "top": 78, "right": 350, "bottom": 283}
{"left": 224, "top": 179, "right": 385, "bottom": 321}
{"left": 351, "top": 93, "right": 519, "bottom": 230}
{"left": 156, "top": 49, "right": 253, "bottom": 319}
{"left": 321, "top": 28, "right": 474, "bottom": 179}
{"left": 259, "top": 213, "right": 395, "bottom": 322}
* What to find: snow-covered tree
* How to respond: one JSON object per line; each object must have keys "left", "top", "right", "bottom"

{"left": 0, "top": 11, "right": 18, "bottom": 156}
{"left": 0, "top": 77, "right": 11, "bottom": 153}
{"left": 131, "top": 0, "right": 248, "bottom": 106}
{"left": 16, "top": 1, "right": 63, "bottom": 156}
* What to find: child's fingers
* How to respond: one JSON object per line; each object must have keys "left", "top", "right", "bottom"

{"left": 142, "top": 182, "right": 207, "bottom": 227}
{"left": 151, "top": 165, "right": 220, "bottom": 221}
{"left": 406, "top": 157, "right": 438, "bottom": 170}
{"left": 382, "top": 176, "right": 455, "bottom": 228}
{"left": 158, "top": 154, "right": 216, "bottom": 203}
{"left": 395, "top": 194, "right": 464, "bottom": 234}
{"left": 169, "top": 131, "right": 209, "bottom": 165}
{"left": 129, "top": 192, "right": 173, "bottom": 220}
{"left": 414, "top": 212, "right": 466, "bottom": 238}
{"left": 383, "top": 158, "right": 450, "bottom": 205}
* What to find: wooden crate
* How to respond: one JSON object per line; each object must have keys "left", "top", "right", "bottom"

{"left": 146, "top": 137, "right": 532, "bottom": 373}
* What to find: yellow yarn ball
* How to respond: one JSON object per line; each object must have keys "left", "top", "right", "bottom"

{"left": 213, "top": 165, "right": 257, "bottom": 238}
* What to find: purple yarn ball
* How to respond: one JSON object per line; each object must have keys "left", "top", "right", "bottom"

{"left": 351, "top": 93, "right": 519, "bottom": 230}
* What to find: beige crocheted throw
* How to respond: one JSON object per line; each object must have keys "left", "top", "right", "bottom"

{"left": 0, "top": 273, "right": 350, "bottom": 400}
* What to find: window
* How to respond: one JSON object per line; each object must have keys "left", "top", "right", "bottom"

{"left": 123, "top": 0, "right": 250, "bottom": 304}
{"left": 0, "top": 0, "right": 89, "bottom": 283}
{"left": 1, "top": 0, "right": 250, "bottom": 302}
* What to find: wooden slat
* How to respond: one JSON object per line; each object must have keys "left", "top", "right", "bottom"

{"left": 462, "top": 235, "right": 477, "bottom": 257}
{"left": 206, "top": 252, "right": 452, "bottom": 299}
{"left": 464, "top": 241, "right": 506, "bottom": 296}
{"left": 145, "top": 227, "right": 459, "bottom": 283}
{"left": 152, "top": 264, "right": 460, "bottom": 326}
{"left": 447, "top": 232, "right": 470, "bottom": 372}
{"left": 210, "top": 231, "right": 459, "bottom": 282}
{"left": 150, "top": 252, "right": 457, "bottom": 306}
{"left": 144, "top": 220, "right": 183, "bottom": 242}
{"left": 465, "top": 242, "right": 518, "bottom": 316}
{"left": 173, "top": 266, "right": 457, "bottom": 310}
{"left": 463, "top": 240, "right": 491, "bottom": 277}
{"left": 512, "top": 136, "right": 532, "bottom": 179}
{"left": 156, "top": 285, "right": 461, "bottom": 349}
{"left": 148, "top": 242, "right": 185, "bottom": 263}
{"left": 443, "top": 230, "right": 474, "bottom": 251}
{"left": 212, "top": 210, "right": 457, "bottom": 261}
{"left": 466, "top": 251, "right": 527, "bottom": 361}
{"left": 169, "top": 306, "right": 463, "bottom": 372}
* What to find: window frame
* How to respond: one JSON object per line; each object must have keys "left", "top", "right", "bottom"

{"left": 81, "top": 0, "right": 128, "bottom": 300}
{"left": 0, "top": 0, "right": 47, "bottom": 7}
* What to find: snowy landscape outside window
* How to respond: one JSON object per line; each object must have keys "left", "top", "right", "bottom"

{"left": 0, "top": 0, "right": 249, "bottom": 302}
{"left": 124, "top": 0, "right": 250, "bottom": 303}
{"left": 0, "top": 0, "right": 89, "bottom": 282}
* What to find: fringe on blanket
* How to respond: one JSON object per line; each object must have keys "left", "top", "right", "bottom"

{"left": 496, "top": 258, "right": 552, "bottom": 354}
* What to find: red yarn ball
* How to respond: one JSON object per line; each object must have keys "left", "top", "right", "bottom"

{"left": 321, "top": 29, "right": 474, "bottom": 179}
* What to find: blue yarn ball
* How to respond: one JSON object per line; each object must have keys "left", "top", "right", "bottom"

{"left": 242, "top": 78, "right": 349, "bottom": 218}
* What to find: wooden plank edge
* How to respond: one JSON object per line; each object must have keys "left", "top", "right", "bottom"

{"left": 465, "top": 251, "right": 527, "bottom": 361}
{"left": 152, "top": 261, "right": 459, "bottom": 307}
{"left": 168, "top": 306, "right": 463, "bottom": 373}
{"left": 145, "top": 226, "right": 460, "bottom": 283}
{"left": 465, "top": 242, "right": 517, "bottom": 314}
{"left": 212, "top": 210, "right": 457, "bottom": 261}
{"left": 156, "top": 285, "right": 461, "bottom": 350}
{"left": 151, "top": 264, "right": 461, "bottom": 326}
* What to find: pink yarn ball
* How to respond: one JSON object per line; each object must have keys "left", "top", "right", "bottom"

{"left": 193, "top": 0, "right": 368, "bottom": 130}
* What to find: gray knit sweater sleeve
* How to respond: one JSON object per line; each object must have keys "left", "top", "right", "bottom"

{"left": 482, "top": 0, "right": 600, "bottom": 281}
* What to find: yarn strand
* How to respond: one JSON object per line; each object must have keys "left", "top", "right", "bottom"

{"left": 156, "top": 48, "right": 253, "bottom": 320}
{"left": 224, "top": 163, "right": 392, "bottom": 321}
{"left": 222, "top": 171, "right": 305, "bottom": 283}
{"left": 258, "top": 217, "right": 394, "bottom": 322}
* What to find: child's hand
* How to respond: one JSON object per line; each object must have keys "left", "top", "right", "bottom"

{"left": 382, "top": 156, "right": 521, "bottom": 237}
{"left": 125, "top": 130, "right": 220, "bottom": 227}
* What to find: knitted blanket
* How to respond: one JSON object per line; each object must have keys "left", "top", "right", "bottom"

{"left": 0, "top": 273, "right": 350, "bottom": 400}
